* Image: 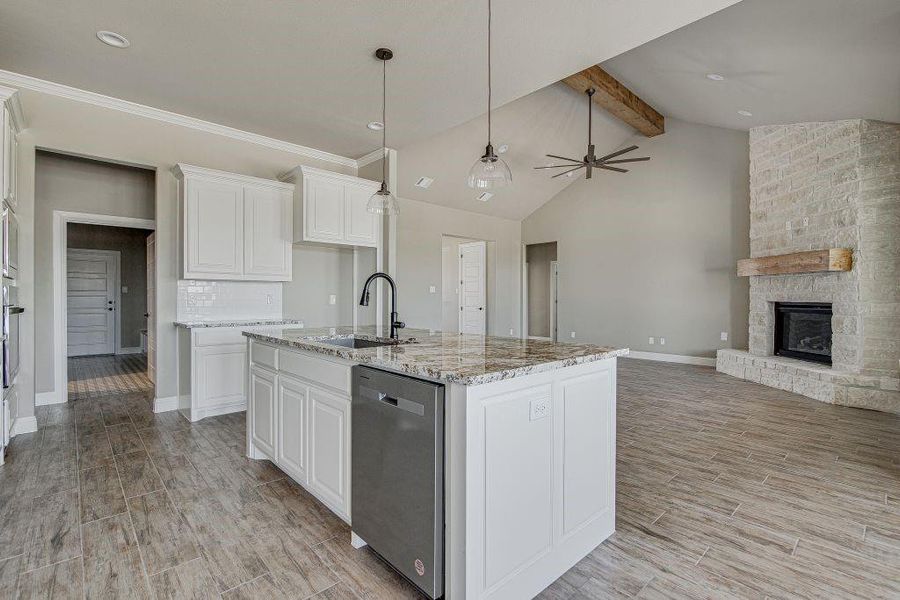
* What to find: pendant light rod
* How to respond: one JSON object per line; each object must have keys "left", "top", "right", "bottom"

{"left": 487, "top": 0, "right": 492, "bottom": 147}
{"left": 375, "top": 48, "right": 393, "bottom": 192}
{"left": 587, "top": 88, "right": 594, "bottom": 149}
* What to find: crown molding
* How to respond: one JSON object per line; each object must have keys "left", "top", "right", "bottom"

{"left": 0, "top": 69, "right": 361, "bottom": 169}
{"left": 0, "top": 84, "right": 26, "bottom": 131}
{"left": 174, "top": 162, "right": 294, "bottom": 190}
{"left": 356, "top": 148, "right": 387, "bottom": 168}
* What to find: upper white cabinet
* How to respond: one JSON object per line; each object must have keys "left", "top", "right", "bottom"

{"left": 175, "top": 164, "right": 293, "bottom": 281}
{"left": 0, "top": 86, "right": 24, "bottom": 212}
{"left": 281, "top": 165, "right": 381, "bottom": 248}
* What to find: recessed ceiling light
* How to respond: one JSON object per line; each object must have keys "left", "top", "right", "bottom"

{"left": 415, "top": 176, "right": 434, "bottom": 189}
{"left": 367, "top": 121, "right": 384, "bottom": 131}
{"left": 497, "top": 144, "right": 509, "bottom": 154}
{"left": 737, "top": 110, "right": 753, "bottom": 117}
{"left": 476, "top": 192, "right": 493, "bottom": 202}
{"left": 706, "top": 73, "right": 725, "bottom": 81}
{"left": 97, "top": 30, "right": 130, "bottom": 48}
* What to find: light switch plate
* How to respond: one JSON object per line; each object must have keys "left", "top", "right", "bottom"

{"left": 649, "top": 337, "right": 655, "bottom": 345}
{"left": 429, "top": 286, "right": 436, "bottom": 294}
{"left": 660, "top": 337, "right": 666, "bottom": 345}
{"left": 530, "top": 398, "right": 550, "bottom": 421}
{"left": 721, "top": 331, "right": 728, "bottom": 341}
{"left": 570, "top": 331, "right": 576, "bottom": 339}
{"left": 329, "top": 294, "right": 337, "bottom": 305}
{"left": 121, "top": 285, "right": 128, "bottom": 294}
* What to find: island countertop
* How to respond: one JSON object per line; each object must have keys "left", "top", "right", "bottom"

{"left": 241, "top": 325, "right": 628, "bottom": 385}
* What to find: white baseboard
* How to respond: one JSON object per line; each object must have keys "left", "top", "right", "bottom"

{"left": 153, "top": 395, "right": 179, "bottom": 413}
{"left": 117, "top": 347, "right": 144, "bottom": 355}
{"left": 11, "top": 416, "right": 38, "bottom": 436}
{"left": 35, "top": 390, "right": 65, "bottom": 406}
{"left": 626, "top": 351, "right": 716, "bottom": 367}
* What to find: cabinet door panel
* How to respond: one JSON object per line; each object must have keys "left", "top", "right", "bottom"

{"left": 277, "top": 374, "right": 308, "bottom": 482}
{"left": 344, "top": 184, "right": 379, "bottom": 246}
{"left": 244, "top": 185, "right": 292, "bottom": 279}
{"left": 186, "top": 178, "right": 243, "bottom": 277}
{"left": 308, "top": 386, "right": 350, "bottom": 517}
{"left": 250, "top": 366, "right": 277, "bottom": 458}
{"left": 304, "top": 177, "right": 344, "bottom": 241}
{"left": 196, "top": 345, "right": 247, "bottom": 410}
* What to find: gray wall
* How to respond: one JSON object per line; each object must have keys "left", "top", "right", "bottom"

{"left": 524, "top": 118, "right": 750, "bottom": 358}
{"left": 395, "top": 197, "right": 521, "bottom": 336}
{"left": 526, "top": 242, "right": 557, "bottom": 338}
{"left": 35, "top": 152, "right": 155, "bottom": 392}
{"left": 282, "top": 245, "right": 355, "bottom": 327}
{"left": 67, "top": 223, "right": 151, "bottom": 349}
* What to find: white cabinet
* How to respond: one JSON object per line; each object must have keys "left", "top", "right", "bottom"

{"left": 176, "top": 326, "right": 250, "bottom": 422}
{"left": 308, "top": 386, "right": 351, "bottom": 518}
{"left": 247, "top": 342, "right": 353, "bottom": 522}
{"left": 175, "top": 164, "right": 293, "bottom": 281}
{"left": 281, "top": 165, "right": 381, "bottom": 248}
{"left": 0, "top": 86, "right": 24, "bottom": 212}
{"left": 277, "top": 374, "right": 308, "bottom": 483}
{"left": 250, "top": 365, "right": 278, "bottom": 458}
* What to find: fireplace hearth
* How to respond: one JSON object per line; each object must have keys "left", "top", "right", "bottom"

{"left": 774, "top": 303, "right": 832, "bottom": 365}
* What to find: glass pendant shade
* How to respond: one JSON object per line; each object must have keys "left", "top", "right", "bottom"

{"left": 467, "top": 145, "right": 512, "bottom": 189}
{"left": 367, "top": 182, "right": 399, "bottom": 215}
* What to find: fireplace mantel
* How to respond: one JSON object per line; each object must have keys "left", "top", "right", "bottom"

{"left": 736, "top": 248, "right": 852, "bottom": 277}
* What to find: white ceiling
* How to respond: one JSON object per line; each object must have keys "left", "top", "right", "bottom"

{"left": 601, "top": 0, "right": 900, "bottom": 130}
{"left": 0, "top": 0, "right": 740, "bottom": 159}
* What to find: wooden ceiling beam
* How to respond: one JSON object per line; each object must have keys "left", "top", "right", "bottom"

{"left": 563, "top": 66, "right": 665, "bottom": 137}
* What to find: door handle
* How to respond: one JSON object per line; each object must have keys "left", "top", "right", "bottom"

{"left": 479, "top": 307, "right": 483, "bottom": 310}
{"left": 108, "top": 308, "right": 113, "bottom": 311}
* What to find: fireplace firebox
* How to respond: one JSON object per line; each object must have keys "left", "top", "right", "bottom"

{"left": 774, "top": 302, "right": 833, "bottom": 365}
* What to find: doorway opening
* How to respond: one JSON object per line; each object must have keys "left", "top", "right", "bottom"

{"left": 65, "top": 224, "right": 155, "bottom": 400}
{"left": 441, "top": 235, "right": 492, "bottom": 335}
{"left": 524, "top": 242, "right": 558, "bottom": 341}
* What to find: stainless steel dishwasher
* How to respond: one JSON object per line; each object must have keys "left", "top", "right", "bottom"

{"left": 352, "top": 365, "right": 444, "bottom": 599}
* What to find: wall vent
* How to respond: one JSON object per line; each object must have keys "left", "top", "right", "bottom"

{"left": 415, "top": 176, "right": 434, "bottom": 189}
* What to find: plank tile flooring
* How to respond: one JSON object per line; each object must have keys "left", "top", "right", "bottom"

{"left": 67, "top": 354, "right": 154, "bottom": 401}
{"left": 1, "top": 358, "right": 898, "bottom": 599}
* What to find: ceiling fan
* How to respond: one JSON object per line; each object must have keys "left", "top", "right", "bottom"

{"left": 535, "top": 88, "right": 650, "bottom": 179}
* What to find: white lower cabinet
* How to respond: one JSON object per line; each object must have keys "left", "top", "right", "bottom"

{"left": 177, "top": 327, "right": 251, "bottom": 422}
{"left": 249, "top": 365, "right": 277, "bottom": 458}
{"left": 248, "top": 342, "right": 352, "bottom": 522}
{"left": 276, "top": 374, "right": 308, "bottom": 483}
{"left": 308, "top": 386, "right": 351, "bottom": 519}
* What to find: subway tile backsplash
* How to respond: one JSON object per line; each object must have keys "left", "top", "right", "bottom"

{"left": 177, "top": 280, "right": 283, "bottom": 321}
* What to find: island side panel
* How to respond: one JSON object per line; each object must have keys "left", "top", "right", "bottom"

{"left": 462, "top": 357, "right": 616, "bottom": 600}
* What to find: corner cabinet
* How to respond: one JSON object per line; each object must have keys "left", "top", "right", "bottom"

{"left": 280, "top": 165, "right": 381, "bottom": 248}
{"left": 247, "top": 340, "right": 352, "bottom": 522}
{"left": 0, "top": 86, "right": 24, "bottom": 212}
{"left": 175, "top": 164, "right": 293, "bottom": 281}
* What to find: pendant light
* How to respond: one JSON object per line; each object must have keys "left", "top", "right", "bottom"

{"left": 467, "top": 0, "right": 511, "bottom": 189}
{"left": 367, "top": 48, "right": 399, "bottom": 216}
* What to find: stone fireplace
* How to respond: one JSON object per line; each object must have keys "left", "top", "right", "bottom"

{"left": 717, "top": 119, "right": 900, "bottom": 414}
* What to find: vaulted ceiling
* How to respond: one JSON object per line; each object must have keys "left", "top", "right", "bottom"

{"left": 0, "top": 0, "right": 740, "bottom": 158}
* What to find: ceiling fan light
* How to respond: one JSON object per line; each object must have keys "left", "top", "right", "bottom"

{"left": 468, "top": 152, "right": 512, "bottom": 189}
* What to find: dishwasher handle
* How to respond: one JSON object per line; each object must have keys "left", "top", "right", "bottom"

{"left": 373, "top": 389, "right": 425, "bottom": 416}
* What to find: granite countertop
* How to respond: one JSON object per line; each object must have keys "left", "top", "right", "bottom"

{"left": 241, "top": 326, "right": 628, "bottom": 385}
{"left": 175, "top": 318, "right": 305, "bottom": 329}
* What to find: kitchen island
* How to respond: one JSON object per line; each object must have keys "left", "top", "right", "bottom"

{"left": 242, "top": 326, "right": 627, "bottom": 600}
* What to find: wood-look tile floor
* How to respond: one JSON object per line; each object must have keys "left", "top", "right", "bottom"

{"left": 1, "top": 358, "right": 898, "bottom": 599}
{"left": 67, "top": 354, "right": 154, "bottom": 401}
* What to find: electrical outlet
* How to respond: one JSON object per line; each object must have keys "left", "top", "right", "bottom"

{"left": 329, "top": 294, "right": 337, "bottom": 305}
{"left": 121, "top": 285, "right": 128, "bottom": 294}
{"left": 648, "top": 337, "right": 655, "bottom": 345}
{"left": 660, "top": 337, "right": 666, "bottom": 346}
{"left": 802, "top": 216, "right": 809, "bottom": 227}
{"left": 530, "top": 398, "right": 550, "bottom": 421}
{"left": 509, "top": 328, "right": 514, "bottom": 336}
{"left": 720, "top": 331, "right": 728, "bottom": 341}
{"left": 785, "top": 220, "right": 792, "bottom": 230}
{"left": 329, "top": 327, "right": 336, "bottom": 335}
{"left": 570, "top": 331, "right": 576, "bottom": 339}
{"left": 429, "top": 285, "right": 436, "bottom": 294}
{"left": 265, "top": 294, "right": 273, "bottom": 305}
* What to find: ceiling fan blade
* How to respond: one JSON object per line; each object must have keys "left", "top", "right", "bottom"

{"left": 551, "top": 165, "right": 585, "bottom": 178}
{"left": 602, "top": 156, "right": 650, "bottom": 165}
{"left": 595, "top": 145, "right": 639, "bottom": 163}
{"left": 545, "top": 154, "right": 583, "bottom": 164}
{"left": 598, "top": 165, "right": 629, "bottom": 173}
{"left": 533, "top": 164, "right": 582, "bottom": 170}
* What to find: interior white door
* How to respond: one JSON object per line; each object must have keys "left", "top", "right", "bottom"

{"left": 67, "top": 249, "right": 118, "bottom": 357}
{"left": 459, "top": 241, "right": 487, "bottom": 335}
{"left": 146, "top": 233, "right": 156, "bottom": 383}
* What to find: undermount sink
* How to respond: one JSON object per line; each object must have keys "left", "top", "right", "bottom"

{"left": 319, "top": 337, "right": 397, "bottom": 349}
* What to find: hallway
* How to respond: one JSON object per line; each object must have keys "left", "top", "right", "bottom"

{"left": 67, "top": 354, "right": 154, "bottom": 401}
